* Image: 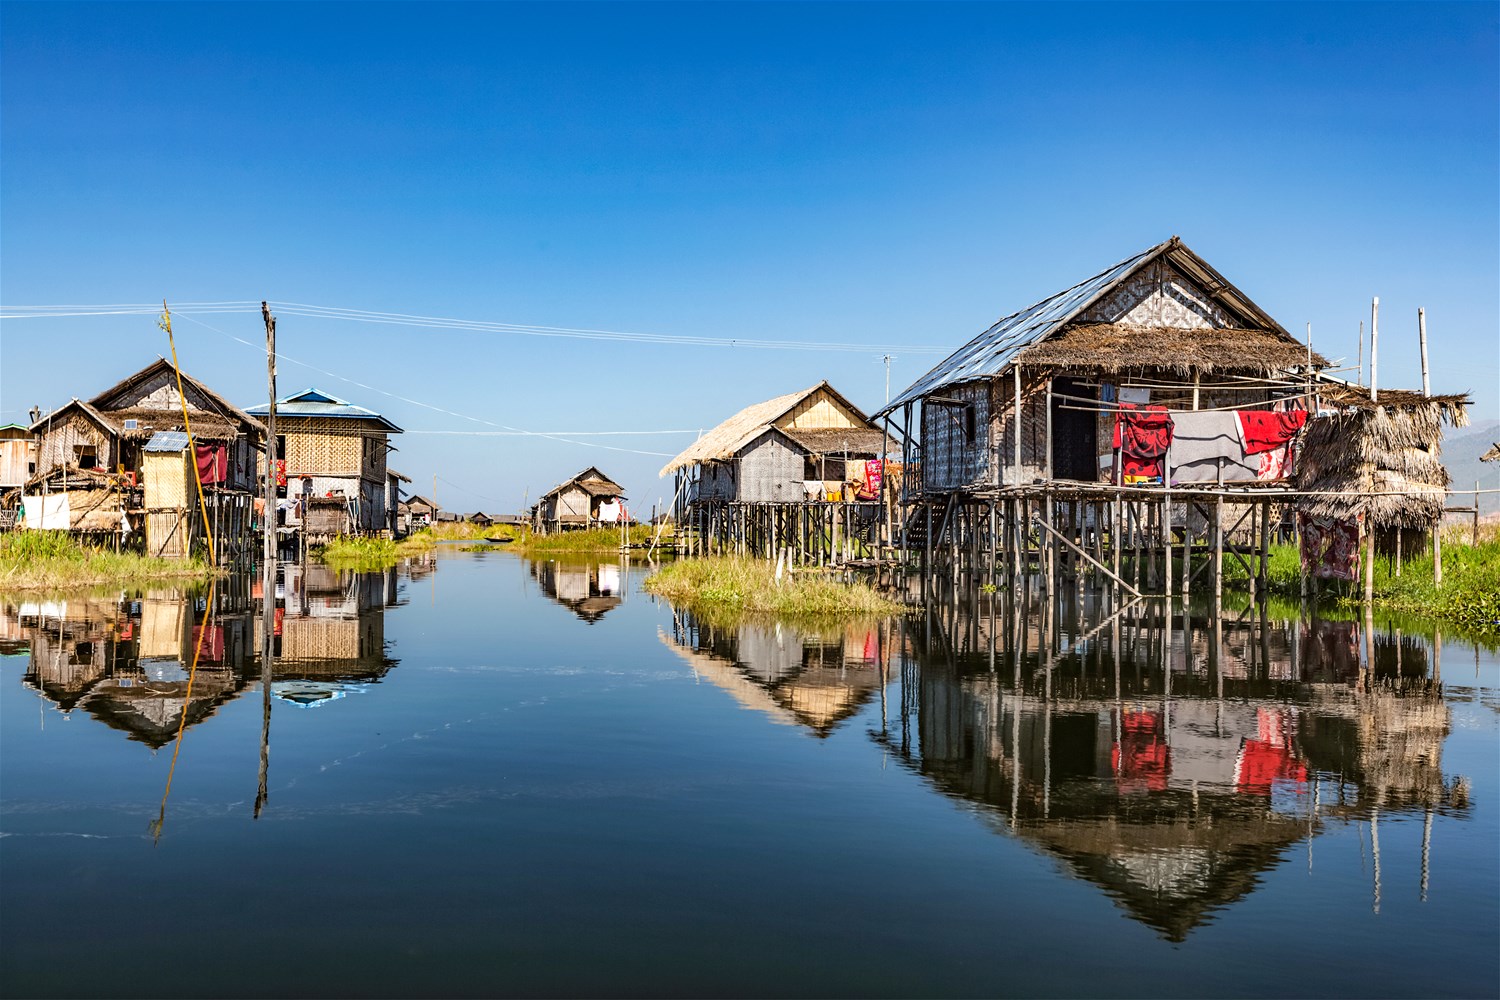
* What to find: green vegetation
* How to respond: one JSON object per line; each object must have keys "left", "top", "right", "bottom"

{"left": 316, "top": 522, "right": 521, "bottom": 569}
{"left": 510, "top": 524, "right": 661, "bottom": 555}
{"left": 0, "top": 530, "right": 216, "bottom": 591}
{"left": 318, "top": 535, "right": 424, "bottom": 570}
{"left": 1215, "top": 523, "right": 1500, "bottom": 637}
{"left": 421, "top": 521, "right": 520, "bottom": 542}
{"left": 643, "top": 556, "right": 903, "bottom": 623}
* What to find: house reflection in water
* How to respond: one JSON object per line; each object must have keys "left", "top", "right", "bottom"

{"left": 8, "top": 563, "right": 402, "bottom": 745}
{"left": 531, "top": 560, "right": 624, "bottom": 623}
{"left": 661, "top": 611, "right": 890, "bottom": 737}
{"left": 882, "top": 593, "right": 1471, "bottom": 941}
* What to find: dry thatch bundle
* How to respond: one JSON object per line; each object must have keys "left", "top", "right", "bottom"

{"left": 1018, "top": 322, "right": 1327, "bottom": 376}
{"left": 1296, "top": 400, "right": 1466, "bottom": 528}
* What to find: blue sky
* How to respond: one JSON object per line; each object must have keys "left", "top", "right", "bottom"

{"left": 3, "top": 2, "right": 1496, "bottom": 512}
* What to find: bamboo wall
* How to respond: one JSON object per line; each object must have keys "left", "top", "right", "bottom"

{"left": 0, "top": 435, "right": 36, "bottom": 487}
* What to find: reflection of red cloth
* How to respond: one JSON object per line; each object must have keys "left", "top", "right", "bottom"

{"left": 1236, "top": 709, "right": 1307, "bottom": 794}
{"left": 195, "top": 444, "right": 228, "bottom": 485}
{"left": 1238, "top": 410, "right": 1308, "bottom": 454}
{"left": 1113, "top": 709, "right": 1170, "bottom": 793}
{"left": 1112, "top": 405, "right": 1173, "bottom": 482}
{"left": 191, "top": 625, "right": 225, "bottom": 662}
{"left": 1298, "top": 512, "right": 1361, "bottom": 581}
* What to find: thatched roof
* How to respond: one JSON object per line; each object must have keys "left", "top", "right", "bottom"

{"left": 1018, "top": 323, "right": 1328, "bottom": 375}
{"left": 1296, "top": 402, "right": 1463, "bottom": 527}
{"left": 538, "top": 466, "right": 624, "bottom": 502}
{"left": 1483, "top": 443, "right": 1500, "bottom": 463}
{"left": 88, "top": 358, "right": 265, "bottom": 435}
{"left": 781, "top": 426, "right": 888, "bottom": 456}
{"left": 659, "top": 381, "right": 880, "bottom": 476}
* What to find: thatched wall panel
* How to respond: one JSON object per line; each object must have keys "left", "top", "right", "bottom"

{"left": 1296, "top": 404, "right": 1456, "bottom": 528}
{"left": 37, "top": 413, "right": 115, "bottom": 477}
{"left": 738, "top": 432, "right": 805, "bottom": 502}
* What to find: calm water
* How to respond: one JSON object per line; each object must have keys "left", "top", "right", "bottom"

{"left": 2, "top": 551, "right": 1497, "bottom": 998}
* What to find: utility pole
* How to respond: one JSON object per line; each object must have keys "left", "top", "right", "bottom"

{"left": 883, "top": 355, "right": 893, "bottom": 405}
{"left": 257, "top": 300, "right": 277, "bottom": 818}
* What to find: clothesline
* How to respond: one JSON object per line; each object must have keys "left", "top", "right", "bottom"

{"left": 1050, "top": 389, "right": 1317, "bottom": 414}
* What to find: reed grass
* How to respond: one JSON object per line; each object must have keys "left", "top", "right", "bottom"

{"left": 0, "top": 530, "right": 216, "bottom": 591}
{"left": 644, "top": 556, "right": 902, "bottom": 621}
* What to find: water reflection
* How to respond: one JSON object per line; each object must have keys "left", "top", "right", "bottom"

{"left": 881, "top": 585, "right": 1473, "bottom": 940}
{"left": 5, "top": 562, "right": 402, "bottom": 747}
{"left": 532, "top": 559, "right": 625, "bottom": 623}
{"left": 662, "top": 611, "right": 891, "bottom": 737}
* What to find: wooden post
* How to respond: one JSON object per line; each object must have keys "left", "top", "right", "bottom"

{"left": 1370, "top": 296, "right": 1380, "bottom": 403}
{"left": 1045, "top": 377, "right": 1054, "bottom": 482}
{"left": 1474, "top": 480, "right": 1481, "bottom": 547}
{"left": 1418, "top": 308, "right": 1430, "bottom": 397}
{"left": 256, "top": 301, "right": 277, "bottom": 818}
{"left": 1394, "top": 527, "right": 1402, "bottom": 577}
{"left": 1433, "top": 515, "right": 1443, "bottom": 588}
{"left": 1357, "top": 319, "right": 1364, "bottom": 386}
{"left": 1213, "top": 495, "right": 1224, "bottom": 619}
{"left": 1363, "top": 511, "right": 1376, "bottom": 609}
{"left": 1013, "top": 365, "right": 1023, "bottom": 487}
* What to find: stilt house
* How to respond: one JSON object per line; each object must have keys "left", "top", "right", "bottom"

{"left": 531, "top": 467, "right": 626, "bottom": 533}
{"left": 877, "top": 236, "right": 1468, "bottom": 588}
{"left": 661, "top": 381, "right": 888, "bottom": 504}
{"left": 246, "top": 389, "right": 403, "bottom": 539}
{"left": 26, "top": 359, "right": 265, "bottom": 555}
{"left": 879, "top": 237, "right": 1330, "bottom": 494}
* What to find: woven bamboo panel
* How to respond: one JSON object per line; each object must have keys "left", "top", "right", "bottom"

{"left": 1078, "top": 259, "right": 1229, "bottom": 329}
{"left": 143, "top": 451, "right": 190, "bottom": 509}
{"left": 783, "top": 391, "right": 862, "bottom": 431}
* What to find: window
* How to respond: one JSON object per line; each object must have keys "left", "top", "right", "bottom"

{"left": 74, "top": 444, "right": 97, "bottom": 469}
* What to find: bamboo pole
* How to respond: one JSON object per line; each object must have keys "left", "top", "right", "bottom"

{"left": 1370, "top": 296, "right": 1380, "bottom": 403}
{"left": 1013, "top": 365, "right": 1023, "bottom": 486}
{"left": 1418, "top": 308, "right": 1430, "bottom": 396}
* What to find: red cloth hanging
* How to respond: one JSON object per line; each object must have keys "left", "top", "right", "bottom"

{"left": 1112, "top": 405, "right": 1174, "bottom": 482}
{"left": 195, "top": 444, "right": 228, "bottom": 485}
{"left": 1237, "top": 410, "right": 1308, "bottom": 454}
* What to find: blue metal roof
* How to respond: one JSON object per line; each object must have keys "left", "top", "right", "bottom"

{"left": 143, "top": 430, "right": 190, "bottom": 452}
{"left": 246, "top": 388, "right": 403, "bottom": 433}
{"left": 880, "top": 241, "right": 1169, "bottom": 415}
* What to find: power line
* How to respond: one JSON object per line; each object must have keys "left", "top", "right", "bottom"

{"left": 0, "top": 299, "right": 946, "bottom": 356}
{"left": 174, "top": 312, "right": 679, "bottom": 457}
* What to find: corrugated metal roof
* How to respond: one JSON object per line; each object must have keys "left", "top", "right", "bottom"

{"left": 880, "top": 242, "right": 1166, "bottom": 415}
{"left": 143, "top": 431, "right": 190, "bottom": 452}
{"left": 246, "top": 388, "right": 403, "bottom": 433}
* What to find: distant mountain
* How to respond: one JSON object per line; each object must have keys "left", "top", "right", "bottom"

{"left": 1442, "top": 419, "right": 1500, "bottom": 516}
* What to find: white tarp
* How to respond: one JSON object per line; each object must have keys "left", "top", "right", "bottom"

{"left": 22, "top": 494, "right": 70, "bottom": 530}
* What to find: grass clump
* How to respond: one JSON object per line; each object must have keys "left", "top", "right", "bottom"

{"left": 644, "top": 556, "right": 902, "bottom": 622}
{"left": 317, "top": 532, "right": 436, "bottom": 570}
{"left": 512, "top": 525, "right": 660, "bottom": 555}
{"left": 0, "top": 530, "right": 216, "bottom": 591}
{"left": 316, "top": 522, "right": 521, "bottom": 569}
